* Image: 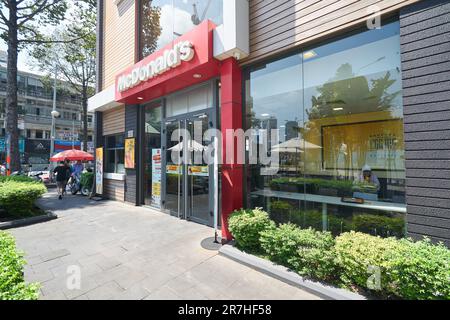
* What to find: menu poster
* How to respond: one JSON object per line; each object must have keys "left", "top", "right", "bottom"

{"left": 188, "top": 166, "right": 209, "bottom": 177}
{"left": 125, "top": 138, "right": 136, "bottom": 169}
{"left": 95, "top": 147, "right": 103, "bottom": 195}
{"left": 151, "top": 149, "right": 162, "bottom": 208}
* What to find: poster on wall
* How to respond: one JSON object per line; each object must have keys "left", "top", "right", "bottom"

{"left": 188, "top": 166, "right": 209, "bottom": 177}
{"left": 96, "top": 147, "right": 103, "bottom": 195}
{"left": 151, "top": 149, "right": 162, "bottom": 208}
{"left": 322, "top": 119, "right": 405, "bottom": 172}
{"left": 124, "top": 138, "right": 135, "bottom": 169}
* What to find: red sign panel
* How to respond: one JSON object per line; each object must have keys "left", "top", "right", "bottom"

{"left": 115, "top": 20, "right": 220, "bottom": 105}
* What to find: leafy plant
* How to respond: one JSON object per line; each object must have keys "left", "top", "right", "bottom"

{"left": 352, "top": 181, "right": 379, "bottom": 194}
{"left": 260, "top": 224, "right": 338, "bottom": 281}
{"left": 0, "top": 181, "right": 47, "bottom": 217}
{"left": 269, "top": 177, "right": 353, "bottom": 195}
{"left": 335, "top": 231, "right": 401, "bottom": 293}
{"left": 0, "top": 231, "right": 39, "bottom": 300}
{"left": 269, "top": 201, "right": 293, "bottom": 225}
{"left": 0, "top": 176, "right": 36, "bottom": 183}
{"left": 228, "top": 208, "right": 275, "bottom": 252}
{"left": 386, "top": 238, "right": 450, "bottom": 300}
{"left": 229, "top": 210, "right": 450, "bottom": 299}
{"left": 350, "top": 214, "right": 405, "bottom": 238}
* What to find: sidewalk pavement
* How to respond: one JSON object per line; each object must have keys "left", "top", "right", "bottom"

{"left": 10, "top": 191, "right": 320, "bottom": 300}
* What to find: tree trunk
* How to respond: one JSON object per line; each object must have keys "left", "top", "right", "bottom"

{"left": 6, "top": 1, "right": 20, "bottom": 172}
{"left": 82, "top": 87, "right": 88, "bottom": 152}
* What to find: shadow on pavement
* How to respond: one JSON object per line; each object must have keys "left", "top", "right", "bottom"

{"left": 37, "top": 190, "right": 112, "bottom": 213}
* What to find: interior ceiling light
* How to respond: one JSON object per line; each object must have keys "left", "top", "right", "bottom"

{"left": 193, "top": 74, "right": 202, "bottom": 79}
{"left": 261, "top": 113, "right": 270, "bottom": 117}
{"left": 137, "top": 97, "right": 144, "bottom": 100}
{"left": 333, "top": 107, "right": 344, "bottom": 111}
{"left": 303, "top": 50, "right": 317, "bottom": 60}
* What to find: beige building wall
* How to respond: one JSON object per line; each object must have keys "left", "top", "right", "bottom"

{"left": 102, "top": 0, "right": 136, "bottom": 90}
{"left": 244, "top": 0, "right": 421, "bottom": 64}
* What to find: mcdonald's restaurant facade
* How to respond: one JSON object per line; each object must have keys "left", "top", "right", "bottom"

{"left": 89, "top": 0, "right": 450, "bottom": 246}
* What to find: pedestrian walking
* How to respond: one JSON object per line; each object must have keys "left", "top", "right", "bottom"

{"left": 63, "top": 159, "right": 73, "bottom": 195}
{"left": 53, "top": 161, "right": 71, "bottom": 200}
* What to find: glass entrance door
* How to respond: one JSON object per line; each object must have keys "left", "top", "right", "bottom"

{"left": 165, "top": 119, "right": 184, "bottom": 218}
{"left": 163, "top": 112, "right": 214, "bottom": 226}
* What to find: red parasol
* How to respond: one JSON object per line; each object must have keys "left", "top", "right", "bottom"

{"left": 50, "top": 149, "right": 94, "bottom": 162}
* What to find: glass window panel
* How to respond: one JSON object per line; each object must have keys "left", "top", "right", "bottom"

{"left": 245, "top": 53, "right": 303, "bottom": 224}
{"left": 245, "top": 21, "right": 406, "bottom": 238}
{"left": 116, "top": 149, "right": 125, "bottom": 174}
{"left": 140, "top": 0, "right": 223, "bottom": 58}
{"left": 303, "top": 22, "right": 405, "bottom": 237}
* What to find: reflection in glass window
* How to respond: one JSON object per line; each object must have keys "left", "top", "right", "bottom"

{"left": 140, "top": 0, "right": 223, "bottom": 58}
{"left": 245, "top": 21, "right": 406, "bottom": 238}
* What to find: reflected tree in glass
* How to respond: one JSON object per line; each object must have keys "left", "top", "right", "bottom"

{"left": 141, "top": 1, "right": 162, "bottom": 58}
{"left": 307, "top": 63, "right": 400, "bottom": 121}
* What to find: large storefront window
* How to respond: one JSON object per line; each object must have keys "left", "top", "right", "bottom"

{"left": 140, "top": 0, "right": 223, "bottom": 58}
{"left": 246, "top": 21, "right": 406, "bottom": 238}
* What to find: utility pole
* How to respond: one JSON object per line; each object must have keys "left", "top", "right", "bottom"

{"left": 72, "top": 119, "right": 75, "bottom": 149}
{"left": 49, "top": 65, "right": 58, "bottom": 170}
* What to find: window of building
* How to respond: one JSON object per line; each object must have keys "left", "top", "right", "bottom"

{"left": 139, "top": 0, "right": 223, "bottom": 58}
{"left": 35, "top": 130, "right": 43, "bottom": 139}
{"left": 26, "top": 129, "right": 32, "bottom": 138}
{"left": 105, "top": 134, "right": 125, "bottom": 174}
{"left": 245, "top": 21, "right": 405, "bottom": 238}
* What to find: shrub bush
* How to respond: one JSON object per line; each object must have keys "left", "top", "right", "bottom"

{"left": 0, "top": 176, "right": 36, "bottom": 183}
{"left": 228, "top": 208, "right": 275, "bottom": 252}
{"left": 229, "top": 209, "right": 450, "bottom": 299}
{"left": 260, "top": 224, "right": 338, "bottom": 281}
{"left": 335, "top": 231, "right": 401, "bottom": 293}
{"left": 269, "top": 201, "right": 293, "bottom": 225}
{"left": 335, "top": 232, "right": 450, "bottom": 299}
{"left": 387, "top": 238, "right": 450, "bottom": 300}
{"left": 0, "top": 181, "right": 47, "bottom": 217}
{"left": 350, "top": 214, "right": 405, "bottom": 238}
{"left": 0, "top": 231, "right": 39, "bottom": 300}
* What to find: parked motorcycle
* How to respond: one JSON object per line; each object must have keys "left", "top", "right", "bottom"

{"left": 68, "top": 174, "right": 90, "bottom": 196}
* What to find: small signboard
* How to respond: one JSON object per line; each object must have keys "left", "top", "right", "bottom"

{"left": 151, "top": 149, "right": 162, "bottom": 208}
{"left": 95, "top": 147, "right": 103, "bottom": 195}
{"left": 124, "top": 138, "right": 135, "bottom": 169}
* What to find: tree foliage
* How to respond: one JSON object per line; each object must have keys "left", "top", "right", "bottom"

{"left": 141, "top": 1, "right": 162, "bottom": 57}
{"left": 30, "top": 1, "right": 96, "bottom": 151}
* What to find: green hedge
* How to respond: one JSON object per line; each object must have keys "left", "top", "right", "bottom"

{"left": 0, "top": 231, "right": 39, "bottom": 300}
{"left": 229, "top": 208, "right": 450, "bottom": 300}
{"left": 0, "top": 176, "right": 36, "bottom": 183}
{"left": 260, "top": 224, "right": 338, "bottom": 281}
{"left": 0, "top": 181, "right": 47, "bottom": 217}
{"left": 350, "top": 214, "right": 405, "bottom": 238}
{"left": 336, "top": 232, "right": 450, "bottom": 300}
{"left": 228, "top": 208, "right": 275, "bottom": 252}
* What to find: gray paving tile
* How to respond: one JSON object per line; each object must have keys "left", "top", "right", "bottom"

{"left": 11, "top": 190, "right": 320, "bottom": 301}
{"left": 86, "top": 281, "right": 125, "bottom": 300}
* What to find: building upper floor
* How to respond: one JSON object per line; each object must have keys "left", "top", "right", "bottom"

{"left": 95, "top": 0, "right": 422, "bottom": 96}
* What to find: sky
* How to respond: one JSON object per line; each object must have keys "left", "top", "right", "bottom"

{"left": 0, "top": 41, "right": 37, "bottom": 74}
{"left": 0, "top": 1, "right": 80, "bottom": 75}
